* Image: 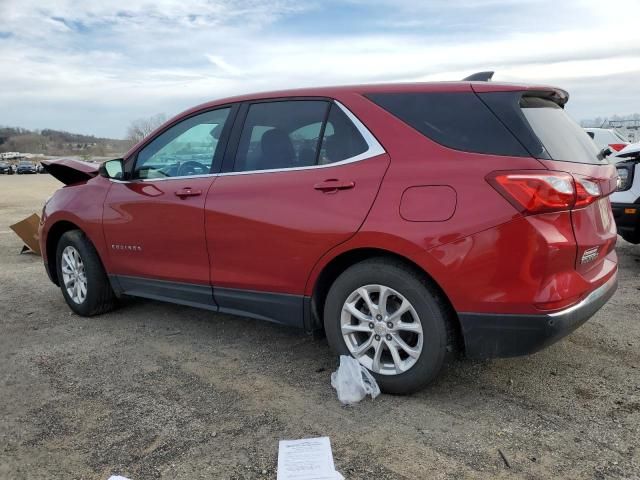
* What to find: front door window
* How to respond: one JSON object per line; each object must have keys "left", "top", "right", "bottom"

{"left": 134, "top": 108, "right": 231, "bottom": 179}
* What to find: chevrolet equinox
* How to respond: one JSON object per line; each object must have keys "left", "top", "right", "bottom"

{"left": 40, "top": 77, "right": 618, "bottom": 393}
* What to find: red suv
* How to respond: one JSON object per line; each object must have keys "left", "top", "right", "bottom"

{"left": 40, "top": 78, "right": 618, "bottom": 393}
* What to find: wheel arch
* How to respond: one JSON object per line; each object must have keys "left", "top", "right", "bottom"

{"left": 46, "top": 220, "right": 82, "bottom": 285}
{"left": 45, "top": 220, "right": 109, "bottom": 286}
{"left": 309, "top": 247, "right": 463, "bottom": 354}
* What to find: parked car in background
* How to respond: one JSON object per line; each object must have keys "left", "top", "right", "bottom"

{"left": 0, "top": 161, "right": 13, "bottom": 174}
{"left": 584, "top": 127, "right": 630, "bottom": 153}
{"left": 39, "top": 78, "right": 618, "bottom": 393}
{"left": 610, "top": 143, "right": 640, "bottom": 243}
{"left": 16, "top": 161, "right": 38, "bottom": 174}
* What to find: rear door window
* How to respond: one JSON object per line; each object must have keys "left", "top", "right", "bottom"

{"left": 233, "top": 101, "right": 329, "bottom": 172}
{"left": 318, "top": 104, "right": 369, "bottom": 164}
{"left": 232, "top": 101, "right": 373, "bottom": 172}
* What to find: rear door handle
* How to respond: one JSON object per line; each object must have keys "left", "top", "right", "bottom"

{"left": 174, "top": 187, "right": 202, "bottom": 198}
{"left": 313, "top": 179, "right": 355, "bottom": 192}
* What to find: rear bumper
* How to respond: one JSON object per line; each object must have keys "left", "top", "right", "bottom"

{"left": 458, "top": 272, "right": 617, "bottom": 359}
{"left": 611, "top": 202, "right": 640, "bottom": 237}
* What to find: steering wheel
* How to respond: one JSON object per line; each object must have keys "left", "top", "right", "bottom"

{"left": 176, "top": 160, "right": 207, "bottom": 177}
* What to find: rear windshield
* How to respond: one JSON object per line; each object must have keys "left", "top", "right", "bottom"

{"left": 519, "top": 97, "right": 605, "bottom": 164}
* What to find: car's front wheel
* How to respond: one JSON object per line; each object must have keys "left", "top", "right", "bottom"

{"left": 56, "top": 230, "right": 116, "bottom": 316}
{"left": 324, "top": 258, "right": 451, "bottom": 394}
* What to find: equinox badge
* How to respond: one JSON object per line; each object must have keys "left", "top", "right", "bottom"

{"left": 581, "top": 247, "right": 599, "bottom": 264}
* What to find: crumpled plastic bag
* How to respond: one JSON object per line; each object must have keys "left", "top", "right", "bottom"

{"left": 331, "top": 355, "right": 380, "bottom": 405}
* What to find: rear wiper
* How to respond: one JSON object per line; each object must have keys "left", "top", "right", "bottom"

{"left": 597, "top": 146, "right": 612, "bottom": 161}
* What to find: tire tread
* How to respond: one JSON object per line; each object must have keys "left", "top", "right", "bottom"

{"left": 56, "top": 230, "right": 116, "bottom": 316}
{"left": 323, "top": 256, "right": 454, "bottom": 394}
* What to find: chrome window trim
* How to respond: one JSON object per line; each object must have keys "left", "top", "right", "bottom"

{"left": 108, "top": 172, "right": 216, "bottom": 183}
{"left": 108, "top": 101, "right": 385, "bottom": 183}
{"left": 334, "top": 101, "right": 385, "bottom": 160}
{"left": 138, "top": 172, "right": 215, "bottom": 182}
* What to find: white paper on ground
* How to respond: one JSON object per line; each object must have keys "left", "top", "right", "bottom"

{"left": 277, "top": 437, "right": 343, "bottom": 480}
{"left": 108, "top": 476, "right": 131, "bottom": 480}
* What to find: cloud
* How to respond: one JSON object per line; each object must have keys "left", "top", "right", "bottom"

{"left": 0, "top": 0, "right": 639, "bottom": 137}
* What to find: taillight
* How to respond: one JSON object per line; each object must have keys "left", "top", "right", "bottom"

{"left": 573, "top": 176, "right": 601, "bottom": 208}
{"left": 608, "top": 143, "right": 627, "bottom": 152}
{"left": 487, "top": 171, "right": 601, "bottom": 214}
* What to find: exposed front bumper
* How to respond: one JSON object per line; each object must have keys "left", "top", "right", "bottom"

{"left": 458, "top": 273, "right": 618, "bottom": 359}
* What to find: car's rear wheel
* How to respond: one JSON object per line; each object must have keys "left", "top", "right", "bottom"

{"left": 56, "top": 230, "right": 116, "bottom": 316}
{"left": 620, "top": 231, "right": 640, "bottom": 244}
{"left": 324, "top": 258, "right": 450, "bottom": 394}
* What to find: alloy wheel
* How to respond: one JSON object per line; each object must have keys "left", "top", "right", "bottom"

{"left": 61, "top": 245, "right": 88, "bottom": 304}
{"left": 341, "top": 284, "right": 424, "bottom": 375}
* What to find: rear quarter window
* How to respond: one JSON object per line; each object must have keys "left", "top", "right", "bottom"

{"left": 365, "top": 92, "right": 529, "bottom": 157}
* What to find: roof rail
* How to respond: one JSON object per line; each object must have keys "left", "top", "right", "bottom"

{"left": 462, "top": 71, "right": 494, "bottom": 82}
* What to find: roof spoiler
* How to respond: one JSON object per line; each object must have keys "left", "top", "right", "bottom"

{"left": 462, "top": 71, "right": 494, "bottom": 82}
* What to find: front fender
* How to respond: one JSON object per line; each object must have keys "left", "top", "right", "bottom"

{"left": 40, "top": 176, "right": 112, "bottom": 272}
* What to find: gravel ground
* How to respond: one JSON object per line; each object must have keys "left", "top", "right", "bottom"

{"left": 1, "top": 174, "right": 639, "bottom": 480}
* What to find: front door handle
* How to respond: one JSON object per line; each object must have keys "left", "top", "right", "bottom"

{"left": 313, "top": 179, "right": 355, "bottom": 192}
{"left": 174, "top": 187, "right": 202, "bottom": 198}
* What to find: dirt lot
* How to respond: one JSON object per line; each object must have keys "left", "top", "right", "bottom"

{"left": 0, "top": 174, "right": 639, "bottom": 480}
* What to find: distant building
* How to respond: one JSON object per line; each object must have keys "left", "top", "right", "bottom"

{"left": 0, "top": 152, "right": 25, "bottom": 160}
{"left": 606, "top": 119, "right": 640, "bottom": 143}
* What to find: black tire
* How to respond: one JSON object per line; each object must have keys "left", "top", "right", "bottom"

{"left": 55, "top": 230, "right": 116, "bottom": 316}
{"left": 324, "top": 258, "right": 451, "bottom": 395}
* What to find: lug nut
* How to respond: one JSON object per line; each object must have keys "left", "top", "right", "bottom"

{"left": 374, "top": 334, "right": 381, "bottom": 341}
{"left": 387, "top": 322, "right": 393, "bottom": 328}
{"left": 368, "top": 322, "right": 374, "bottom": 329}
{"left": 386, "top": 334, "right": 392, "bottom": 341}
{"left": 376, "top": 314, "right": 382, "bottom": 321}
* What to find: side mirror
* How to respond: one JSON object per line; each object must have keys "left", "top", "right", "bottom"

{"left": 99, "top": 158, "right": 124, "bottom": 180}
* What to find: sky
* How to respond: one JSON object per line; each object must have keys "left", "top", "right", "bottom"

{"left": 1, "top": 0, "right": 639, "bottom": 139}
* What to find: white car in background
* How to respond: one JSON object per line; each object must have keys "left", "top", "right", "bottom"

{"left": 584, "top": 127, "right": 630, "bottom": 153}
{"left": 610, "top": 143, "right": 640, "bottom": 243}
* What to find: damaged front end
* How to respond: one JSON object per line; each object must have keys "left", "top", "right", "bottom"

{"left": 42, "top": 158, "right": 101, "bottom": 185}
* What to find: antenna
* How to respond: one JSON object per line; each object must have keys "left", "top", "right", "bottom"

{"left": 462, "top": 71, "right": 494, "bottom": 82}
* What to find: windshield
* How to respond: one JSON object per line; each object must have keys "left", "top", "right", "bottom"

{"left": 613, "top": 130, "right": 628, "bottom": 142}
{"left": 520, "top": 97, "right": 605, "bottom": 164}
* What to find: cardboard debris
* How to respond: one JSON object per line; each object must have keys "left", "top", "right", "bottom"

{"left": 9, "top": 213, "right": 41, "bottom": 256}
